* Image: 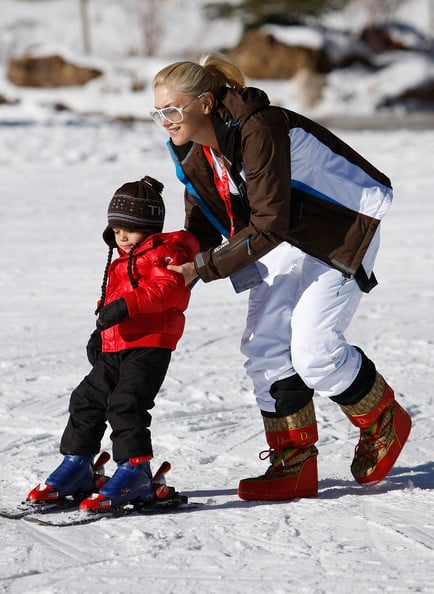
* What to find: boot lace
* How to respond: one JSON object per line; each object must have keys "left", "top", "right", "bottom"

{"left": 259, "top": 447, "right": 297, "bottom": 470}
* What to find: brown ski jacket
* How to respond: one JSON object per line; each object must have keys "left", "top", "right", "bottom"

{"left": 167, "top": 87, "right": 392, "bottom": 290}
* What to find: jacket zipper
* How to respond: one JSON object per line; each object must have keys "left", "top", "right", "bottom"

{"left": 214, "top": 234, "right": 253, "bottom": 260}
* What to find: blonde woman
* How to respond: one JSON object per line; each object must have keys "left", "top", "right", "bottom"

{"left": 150, "top": 52, "right": 411, "bottom": 501}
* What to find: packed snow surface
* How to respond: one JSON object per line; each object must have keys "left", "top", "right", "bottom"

{"left": 1, "top": 1, "right": 433, "bottom": 592}
{"left": 0, "top": 120, "right": 433, "bottom": 594}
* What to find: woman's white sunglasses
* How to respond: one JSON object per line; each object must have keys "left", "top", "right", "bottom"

{"left": 150, "top": 93, "right": 205, "bottom": 126}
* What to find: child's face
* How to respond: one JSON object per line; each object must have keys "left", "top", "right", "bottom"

{"left": 112, "top": 227, "right": 149, "bottom": 252}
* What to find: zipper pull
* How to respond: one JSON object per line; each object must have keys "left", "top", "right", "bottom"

{"left": 336, "top": 274, "right": 350, "bottom": 296}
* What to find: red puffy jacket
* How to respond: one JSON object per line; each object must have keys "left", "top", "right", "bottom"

{"left": 101, "top": 230, "right": 199, "bottom": 352}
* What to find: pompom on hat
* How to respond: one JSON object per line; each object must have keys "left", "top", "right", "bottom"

{"left": 103, "top": 175, "right": 165, "bottom": 247}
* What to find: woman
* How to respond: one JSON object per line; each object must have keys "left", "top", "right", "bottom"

{"left": 150, "top": 52, "right": 411, "bottom": 501}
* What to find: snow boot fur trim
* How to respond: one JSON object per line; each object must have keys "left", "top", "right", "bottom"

{"left": 79, "top": 456, "right": 153, "bottom": 510}
{"left": 238, "top": 400, "right": 319, "bottom": 501}
{"left": 340, "top": 372, "right": 412, "bottom": 486}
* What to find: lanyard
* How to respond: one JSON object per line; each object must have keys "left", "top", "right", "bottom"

{"left": 203, "top": 145, "right": 235, "bottom": 237}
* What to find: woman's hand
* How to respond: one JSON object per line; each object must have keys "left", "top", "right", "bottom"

{"left": 167, "top": 261, "right": 199, "bottom": 286}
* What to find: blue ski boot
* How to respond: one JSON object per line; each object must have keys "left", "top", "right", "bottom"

{"left": 80, "top": 456, "right": 153, "bottom": 510}
{"left": 26, "top": 452, "right": 111, "bottom": 502}
{"left": 45, "top": 455, "right": 94, "bottom": 495}
{"left": 27, "top": 455, "right": 94, "bottom": 501}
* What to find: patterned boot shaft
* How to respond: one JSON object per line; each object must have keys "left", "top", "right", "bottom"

{"left": 341, "top": 373, "right": 412, "bottom": 486}
{"left": 238, "top": 400, "right": 319, "bottom": 501}
{"left": 351, "top": 401, "right": 411, "bottom": 485}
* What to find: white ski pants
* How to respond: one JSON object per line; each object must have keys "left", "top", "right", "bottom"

{"left": 240, "top": 232, "right": 380, "bottom": 414}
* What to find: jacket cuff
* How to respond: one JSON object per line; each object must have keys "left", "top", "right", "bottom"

{"left": 194, "top": 252, "right": 204, "bottom": 272}
{"left": 194, "top": 252, "right": 213, "bottom": 283}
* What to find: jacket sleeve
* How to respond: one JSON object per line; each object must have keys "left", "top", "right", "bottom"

{"left": 194, "top": 108, "right": 292, "bottom": 282}
{"left": 169, "top": 230, "right": 201, "bottom": 263}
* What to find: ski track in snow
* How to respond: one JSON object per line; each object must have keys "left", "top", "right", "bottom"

{"left": 0, "top": 122, "right": 433, "bottom": 593}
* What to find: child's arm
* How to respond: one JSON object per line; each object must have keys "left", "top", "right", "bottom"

{"left": 95, "top": 269, "right": 184, "bottom": 329}
{"left": 96, "top": 238, "right": 197, "bottom": 328}
{"left": 122, "top": 266, "right": 187, "bottom": 318}
{"left": 96, "top": 298, "right": 129, "bottom": 330}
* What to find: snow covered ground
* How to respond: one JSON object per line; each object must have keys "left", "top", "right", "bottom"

{"left": 1, "top": 1, "right": 434, "bottom": 593}
{"left": 1, "top": 118, "right": 433, "bottom": 594}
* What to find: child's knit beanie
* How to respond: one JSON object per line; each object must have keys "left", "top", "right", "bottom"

{"left": 103, "top": 175, "right": 165, "bottom": 247}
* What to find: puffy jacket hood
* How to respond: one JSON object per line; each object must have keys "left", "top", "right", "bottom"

{"left": 212, "top": 87, "right": 271, "bottom": 164}
{"left": 215, "top": 86, "right": 270, "bottom": 126}
{"left": 115, "top": 230, "right": 199, "bottom": 262}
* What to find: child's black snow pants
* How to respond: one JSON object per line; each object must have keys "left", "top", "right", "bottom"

{"left": 60, "top": 347, "right": 171, "bottom": 463}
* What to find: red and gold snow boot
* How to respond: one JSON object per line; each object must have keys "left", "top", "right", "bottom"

{"left": 238, "top": 401, "right": 319, "bottom": 501}
{"left": 340, "top": 373, "right": 412, "bottom": 486}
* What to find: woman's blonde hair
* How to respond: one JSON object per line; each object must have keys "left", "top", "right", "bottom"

{"left": 152, "top": 52, "right": 245, "bottom": 96}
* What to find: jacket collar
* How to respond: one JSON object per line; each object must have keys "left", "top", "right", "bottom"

{"left": 168, "top": 86, "right": 271, "bottom": 164}
{"left": 215, "top": 86, "right": 270, "bottom": 126}
{"left": 116, "top": 232, "right": 164, "bottom": 258}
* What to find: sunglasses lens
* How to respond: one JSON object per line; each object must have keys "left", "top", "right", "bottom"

{"left": 150, "top": 107, "right": 183, "bottom": 125}
{"left": 149, "top": 110, "right": 162, "bottom": 124}
{"left": 161, "top": 107, "right": 183, "bottom": 123}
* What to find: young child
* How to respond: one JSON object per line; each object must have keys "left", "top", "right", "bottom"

{"left": 27, "top": 175, "right": 199, "bottom": 510}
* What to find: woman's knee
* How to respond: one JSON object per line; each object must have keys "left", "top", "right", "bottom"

{"left": 291, "top": 342, "right": 361, "bottom": 394}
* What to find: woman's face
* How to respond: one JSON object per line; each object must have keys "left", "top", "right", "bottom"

{"left": 152, "top": 84, "right": 216, "bottom": 147}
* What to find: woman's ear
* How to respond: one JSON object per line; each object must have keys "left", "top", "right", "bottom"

{"left": 201, "top": 91, "right": 214, "bottom": 115}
